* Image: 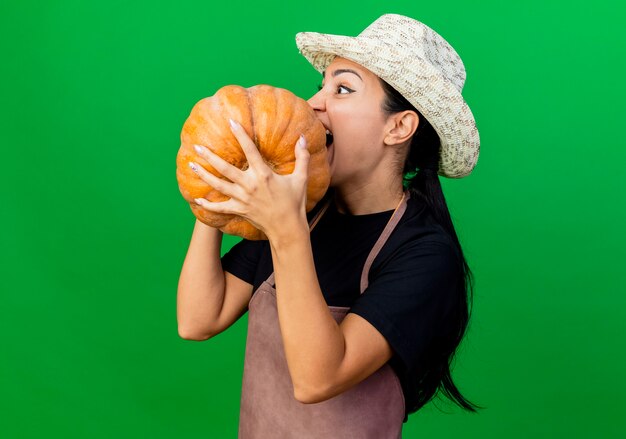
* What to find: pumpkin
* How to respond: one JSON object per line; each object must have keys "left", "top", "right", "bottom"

{"left": 176, "top": 84, "right": 331, "bottom": 240}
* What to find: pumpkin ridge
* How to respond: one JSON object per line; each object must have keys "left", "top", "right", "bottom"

{"left": 269, "top": 86, "right": 285, "bottom": 173}
{"left": 251, "top": 85, "right": 276, "bottom": 172}
{"left": 278, "top": 87, "right": 296, "bottom": 170}
{"left": 246, "top": 86, "right": 258, "bottom": 169}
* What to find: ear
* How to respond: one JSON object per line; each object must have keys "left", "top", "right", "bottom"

{"left": 383, "top": 110, "right": 419, "bottom": 146}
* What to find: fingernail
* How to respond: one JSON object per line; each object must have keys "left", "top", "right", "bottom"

{"left": 194, "top": 144, "right": 203, "bottom": 154}
{"left": 194, "top": 198, "right": 204, "bottom": 204}
{"left": 297, "top": 134, "right": 307, "bottom": 149}
{"left": 189, "top": 162, "right": 197, "bottom": 171}
{"left": 229, "top": 118, "right": 238, "bottom": 130}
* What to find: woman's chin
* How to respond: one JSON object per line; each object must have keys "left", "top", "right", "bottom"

{"left": 327, "top": 144, "right": 341, "bottom": 188}
{"left": 326, "top": 142, "right": 334, "bottom": 165}
{"left": 326, "top": 143, "right": 336, "bottom": 179}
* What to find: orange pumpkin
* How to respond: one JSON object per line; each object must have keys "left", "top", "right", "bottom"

{"left": 176, "top": 84, "right": 331, "bottom": 240}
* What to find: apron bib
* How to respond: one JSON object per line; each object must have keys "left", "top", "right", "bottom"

{"left": 238, "top": 191, "right": 411, "bottom": 439}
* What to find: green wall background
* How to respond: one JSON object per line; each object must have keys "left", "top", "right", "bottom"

{"left": 2, "top": 0, "right": 624, "bottom": 437}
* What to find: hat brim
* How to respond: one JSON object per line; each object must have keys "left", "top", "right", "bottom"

{"left": 295, "top": 31, "right": 480, "bottom": 179}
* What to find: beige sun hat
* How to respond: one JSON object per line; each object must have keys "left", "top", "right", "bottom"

{"left": 295, "top": 13, "right": 480, "bottom": 178}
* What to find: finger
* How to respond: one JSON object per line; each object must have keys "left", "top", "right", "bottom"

{"left": 193, "top": 144, "right": 244, "bottom": 185}
{"left": 188, "top": 161, "right": 245, "bottom": 200}
{"left": 193, "top": 197, "right": 243, "bottom": 215}
{"left": 293, "top": 134, "right": 310, "bottom": 178}
{"left": 229, "top": 118, "right": 268, "bottom": 171}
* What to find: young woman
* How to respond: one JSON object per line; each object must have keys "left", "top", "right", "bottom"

{"left": 177, "top": 13, "right": 482, "bottom": 438}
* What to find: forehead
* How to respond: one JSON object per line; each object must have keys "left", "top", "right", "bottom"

{"left": 324, "top": 56, "right": 376, "bottom": 79}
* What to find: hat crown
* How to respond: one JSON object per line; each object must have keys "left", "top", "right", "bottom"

{"left": 358, "top": 14, "right": 467, "bottom": 93}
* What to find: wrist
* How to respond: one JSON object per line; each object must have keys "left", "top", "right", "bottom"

{"left": 266, "top": 215, "right": 310, "bottom": 249}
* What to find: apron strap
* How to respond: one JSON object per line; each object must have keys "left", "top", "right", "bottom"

{"left": 359, "top": 190, "right": 411, "bottom": 294}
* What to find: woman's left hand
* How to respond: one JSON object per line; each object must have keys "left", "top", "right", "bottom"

{"left": 188, "top": 118, "right": 311, "bottom": 241}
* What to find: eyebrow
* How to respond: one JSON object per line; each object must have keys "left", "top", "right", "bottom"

{"left": 322, "top": 68, "right": 363, "bottom": 82}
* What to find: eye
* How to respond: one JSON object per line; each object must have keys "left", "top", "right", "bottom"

{"left": 337, "top": 85, "right": 354, "bottom": 94}
{"left": 316, "top": 83, "right": 355, "bottom": 94}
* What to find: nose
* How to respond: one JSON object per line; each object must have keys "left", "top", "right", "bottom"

{"left": 307, "top": 89, "right": 325, "bottom": 112}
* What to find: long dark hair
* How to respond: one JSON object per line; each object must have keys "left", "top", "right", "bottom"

{"left": 379, "top": 77, "right": 484, "bottom": 414}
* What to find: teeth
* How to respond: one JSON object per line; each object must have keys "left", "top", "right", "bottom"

{"left": 326, "top": 129, "right": 332, "bottom": 135}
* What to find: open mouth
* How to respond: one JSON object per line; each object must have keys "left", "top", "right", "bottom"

{"left": 325, "top": 129, "right": 334, "bottom": 147}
